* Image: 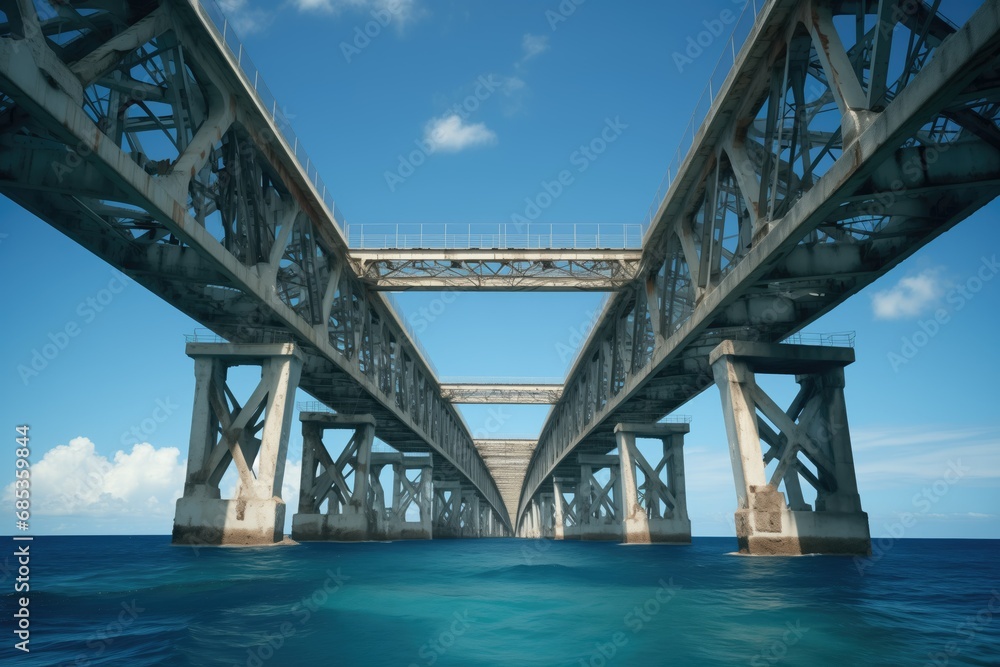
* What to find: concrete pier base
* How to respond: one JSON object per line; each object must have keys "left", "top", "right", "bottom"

{"left": 291, "top": 413, "right": 379, "bottom": 542}
{"left": 433, "top": 482, "right": 463, "bottom": 538}
{"left": 711, "top": 341, "right": 871, "bottom": 556}
{"left": 172, "top": 343, "right": 302, "bottom": 547}
{"left": 575, "top": 454, "right": 623, "bottom": 541}
{"left": 616, "top": 422, "right": 692, "bottom": 544}
{"left": 736, "top": 486, "right": 871, "bottom": 555}
{"left": 292, "top": 511, "right": 369, "bottom": 542}
{"left": 173, "top": 495, "right": 286, "bottom": 546}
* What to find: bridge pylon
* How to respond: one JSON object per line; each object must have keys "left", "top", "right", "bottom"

{"left": 432, "top": 481, "right": 463, "bottom": 538}
{"left": 615, "top": 422, "right": 692, "bottom": 544}
{"left": 172, "top": 343, "right": 303, "bottom": 546}
{"left": 710, "top": 341, "right": 871, "bottom": 556}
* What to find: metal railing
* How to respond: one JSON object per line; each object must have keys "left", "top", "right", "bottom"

{"left": 782, "top": 332, "right": 856, "bottom": 348}
{"left": 439, "top": 376, "right": 565, "bottom": 385}
{"left": 702, "top": 327, "right": 856, "bottom": 348}
{"left": 195, "top": 0, "right": 348, "bottom": 232}
{"left": 296, "top": 401, "right": 335, "bottom": 414}
{"left": 643, "top": 0, "right": 763, "bottom": 230}
{"left": 185, "top": 328, "right": 295, "bottom": 344}
{"left": 346, "top": 223, "right": 644, "bottom": 250}
{"left": 660, "top": 415, "right": 693, "bottom": 424}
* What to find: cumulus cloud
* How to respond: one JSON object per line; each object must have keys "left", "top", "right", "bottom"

{"left": 2, "top": 437, "right": 185, "bottom": 517}
{"left": 218, "top": 0, "right": 273, "bottom": 35}
{"left": 293, "top": 0, "right": 423, "bottom": 27}
{"left": 520, "top": 33, "right": 550, "bottom": 62}
{"left": 3, "top": 436, "right": 306, "bottom": 531}
{"left": 871, "top": 267, "right": 947, "bottom": 319}
{"left": 423, "top": 114, "right": 497, "bottom": 153}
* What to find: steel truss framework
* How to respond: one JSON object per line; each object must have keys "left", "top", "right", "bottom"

{"left": 518, "top": 0, "right": 1000, "bottom": 529}
{"left": 0, "top": 0, "right": 509, "bottom": 530}
{"left": 350, "top": 248, "right": 643, "bottom": 291}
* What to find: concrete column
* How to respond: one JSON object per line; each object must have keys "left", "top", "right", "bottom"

{"left": 291, "top": 413, "right": 378, "bottom": 541}
{"left": 710, "top": 341, "right": 871, "bottom": 556}
{"left": 418, "top": 464, "right": 434, "bottom": 538}
{"left": 173, "top": 343, "right": 302, "bottom": 547}
{"left": 469, "top": 494, "right": 481, "bottom": 537}
{"left": 615, "top": 422, "right": 692, "bottom": 544}
{"left": 552, "top": 478, "right": 566, "bottom": 540}
{"left": 577, "top": 455, "right": 623, "bottom": 541}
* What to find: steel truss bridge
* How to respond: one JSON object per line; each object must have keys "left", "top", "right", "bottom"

{"left": 1, "top": 0, "right": 998, "bottom": 546}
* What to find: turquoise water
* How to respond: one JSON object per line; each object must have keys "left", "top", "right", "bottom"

{"left": 1, "top": 536, "right": 998, "bottom": 666}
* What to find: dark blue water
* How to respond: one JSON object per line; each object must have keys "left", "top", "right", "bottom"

{"left": 1, "top": 536, "right": 998, "bottom": 666}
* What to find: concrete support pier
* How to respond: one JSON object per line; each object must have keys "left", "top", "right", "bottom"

{"left": 172, "top": 343, "right": 303, "bottom": 546}
{"left": 433, "top": 481, "right": 463, "bottom": 538}
{"left": 615, "top": 422, "right": 692, "bottom": 544}
{"left": 387, "top": 455, "right": 434, "bottom": 539}
{"left": 551, "top": 478, "right": 569, "bottom": 540}
{"left": 576, "top": 454, "right": 623, "bottom": 541}
{"left": 291, "top": 413, "right": 378, "bottom": 541}
{"left": 710, "top": 341, "right": 871, "bottom": 556}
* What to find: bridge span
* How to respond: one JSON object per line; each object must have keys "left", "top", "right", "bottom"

{"left": 3, "top": 0, "right": 999, "bottom": 554}
{"left": 0, "top": 0, "right": 511, "bottom": 543}
{"left": 515, "top": 0, "right": 1000, "bottom": 554}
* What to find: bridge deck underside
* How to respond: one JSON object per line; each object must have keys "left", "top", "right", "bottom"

{"left": 519, "top": 0, "right": 1000, "bottom": 522}
{"left": 0, "top": 0, "right": 509, "bottom": 527}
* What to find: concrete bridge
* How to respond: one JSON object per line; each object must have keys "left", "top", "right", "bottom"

{"left": 2, "top": 0, "right": 998, "bottom": 553}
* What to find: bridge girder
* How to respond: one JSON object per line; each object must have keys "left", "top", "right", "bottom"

{"left": 0, "top": 0, "right": 511, "bottom": 530}
{"left": 517, "top": 0, "right": 1000, "bottom": 529}
{"left": 350, "top": 248, "right": 643, "bottom": 291}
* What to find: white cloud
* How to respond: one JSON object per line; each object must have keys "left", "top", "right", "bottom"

{"left": 520, "top": 33, "right": 549, "bottom": 62}
{"left": 852, "top": 425, "right": 1000, "bottom": 484}
{"left": 2, "top": 436, "right": 311, "bottom": 534}
{"left": 218, "top": 0, "right": 273, "bottom": 36}
{"left": 423, "top": 114, "right": 497, "bottom": 153}
{"left": 852, "top": 425, "right": 993, "bottom": 451}
{"left": 293, "top": 0, "right": 422, "bottom": 27}
{"left": 2, "top": 437, "right": 185, "bottom": 517}
{"left": 502, "top": 76, "right": 526, "bottom": 94}
{"left": 871, "top": 267, "right": 947, "bottom": 319}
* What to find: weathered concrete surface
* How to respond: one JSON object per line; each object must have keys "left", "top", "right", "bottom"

{"left": 172, "top": 496, "right": 286, "bottom": 546}
{"left": 736, "top": 485, "right": 871, "bottom": 555}
{"left": 712, "top": 341, "right": 871, "bottom": 556}
{"left": 292, "top": 512, "right": 371, "bottom": 542}
{"left": 172, "top": 343, "right": 302, "bottom": 546}
{"left": 616, "top": 422, "right": 692, "bottom": 545}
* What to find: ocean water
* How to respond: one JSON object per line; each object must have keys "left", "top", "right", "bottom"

{"left": 1, "top": 536, "right": 998, "bottom": 666}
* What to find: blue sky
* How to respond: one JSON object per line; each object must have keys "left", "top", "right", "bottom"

{"left": 1, "top": 0, "right": 997, "bottom": 538}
